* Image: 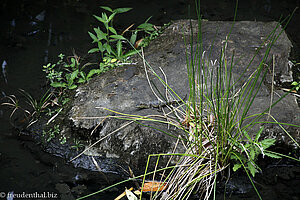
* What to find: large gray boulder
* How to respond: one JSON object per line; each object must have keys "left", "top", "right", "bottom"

{"left": 64, "top": 20, "right": 299, "bottom": 173}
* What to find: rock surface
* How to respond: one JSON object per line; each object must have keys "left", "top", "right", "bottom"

{"left": 44, "top": 20, "right": 300, "bottom": 173}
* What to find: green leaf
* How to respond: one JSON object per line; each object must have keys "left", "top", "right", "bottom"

{"left": 103, "top": 43, "right": 112, "bottom": 54}
{"left": 87, "top": 69, "right": 101, "bottom": 79}
{"left": 70, "top": 70, "right": 79, "bottom": 81}
{"left": 108, "top": 27, "right": 117, "bottom": 35}
{"left": 88, "top": 48, "right": 99, "bottom": 54}
{"left": 110, "top": 35, "right": 126, "bottom": 40}
{"left": 93, "top": 15, "right": 106, "bottom": 23}
{"left": 68, "top": 84, "right": 77, "bottom": 90}
{"left": 130, "top": 31, "right": 137, "bottom": 44}
{"left": 254, "top": 127, "right": 264, "bottom": 142}
{"left": 108, "top": 12, "right": 116, "bottom": 23}
{"left": 137, "top": 23, "right": 154, "bottom": 31}
{"left": 88, "top": 31, "right": 98, "bottom": 42}
{"left": 113, "top": 7, "right": 132, "bottom": 14}
{"left": 98, "top": 42, "right": 105, "bottom": 52}
{"left": 264, "top": 152, "right": 282, "bottom": 159}
{"left": 261, "top": 138, "right": 276, "bottom": 149}
{"left": 247, "top": 162, "right": 257, "bottom": 177}
{"left": 102, "top": 13, "right": 108, "bottom": 21}
{"left": 250, "top": 148, "right": 256, "bottom": 160}
{"left": 79, "top": 71, "right": 86, "bottom": 78}
{"left": 124, "top": 49, "right": 139, "bottom": 57}
{"left": 243, "top": 130, "right": 252, "bottom": 142}
{"left": 51, "top": 82, "right": 66, "bottom": 88}
{"left": 94, "top": 27, "right": 107, "bottom": 40}
{"left": 116, "top": 40, "right": 122, "bottom": 58}
{"left": 78, "top": 78, "right": 86, "bottom": 84}
{"left": 100, "top": 6, "right": 113, "bottom": 12}
{"left": 233, "top": 163, "right": 242, "bottom": 172}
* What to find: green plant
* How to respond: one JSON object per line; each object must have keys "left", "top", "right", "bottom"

{"left": 88, "top": 6, "right": 157, "bottom": 61}
{"left": 43, "top": 53, "right": 100, "bottom": 90}
{"left": 71, "top": 139, "right": 85, "bottom": 151}
{"left": 291, "top": 80, "right": 300, "bottom": 91}
{"left": 42, "top": 124, "right": 60, "bottom": 142}
{"left": 1, "top": 89, "right": 53, "bottom": 128}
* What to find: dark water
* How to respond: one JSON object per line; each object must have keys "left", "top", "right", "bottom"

{"left": 0, "top": 0, "right": 299, "bottom": 199}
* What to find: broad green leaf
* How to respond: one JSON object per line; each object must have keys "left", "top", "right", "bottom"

{"left": 51, "top": 82, "right": 66, "bottom": 88}
{"left": 137, "top": 23, "right": 154, "bottom": 31}
{"left": 116, "top": 40, "right": 122, "bottom": 58}
{"left": 98, "top": 42, "right": 105, "bottom": 52}
{"left": 233, "top": 163, "right": 242, "bottom": 172}
{"left": 93, "top": 15, "right": 106, "bottom": 23}
{"left": 88, "top": 31, "right": 98, "bottom": 42}
{"left": 261, "top": 138, "right": 276, "bottom": 149}
{"left": 247, "top": 162, "right": 257, "bottom": 177}
{"left": 264, "top": 152, "right": 282, "bottom": 159}
{"left": 88, "top": 48, "right": 99, "bottom": 54}
{"left": 100, "top": 6, "right": 113, "bottom": 13}
{"left": 250, "top": 148, "right": 256, "bottom": 160}
{"left": 130, "top": 31, "right": 137, "bottom": 44}
{"left": 110, "top": 35, "right": 125, "bottom": 40}
{"left": 113, "top": 7, "right": 132, "bottom": 14}
{"left": 108, "top": 27, "right": 117, "bottom": 35}
{"left": 68, "top": 84, "right": 77, "bottom": 90}
{"left": 70, "top": 69, "right": 79, "bottom": 81}
{"left": 87, "top": 69, "right": 101, "bottom": 79}
{"left": 79, "top": 71, "right": 86, "bottom": 78}
{"left": 78, "top": 78, "right": 86, "bottom": 84}
{"left": 103, "top": 43, "right": 112, "bottom": 54}
{"left": 94, "top": 27, "right": 107, "bottom": 40}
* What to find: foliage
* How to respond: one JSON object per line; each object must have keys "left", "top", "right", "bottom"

{"left": 1, "top": 89, "right": 53, "bottom": 128}
{"left": 291, "top": 80, "right": 300, "bottom": 91}
{"left": 71, "top": 138, "right": 85, "bottom": 151}
{"left": 88, "top": 6, "right": 156, "bottom": 61}
{"left": 42, "top": 124, "right": 65, "bottom": 144}
{"left": 43, "top": 53, "right": 101, "bottom": 90}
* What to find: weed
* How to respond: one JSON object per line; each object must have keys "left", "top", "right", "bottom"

{"left": 71, "top": 139, "right": 85, "bottom": 151}
{"left": 42, "top": 124, "right": 60, "bottom": 142}
{"left": 88, "top": 6, "right": 157, "bottom": 61}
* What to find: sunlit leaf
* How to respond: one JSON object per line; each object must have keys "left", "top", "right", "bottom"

{"left": 110, "top": 35, "right": 126, "bottom": 40}
{"left": 264, "top": 152, "right": 282, "bottom": 159}
{"left": 93, "top": 15, "right": 105, "bottom": 23}
{"left": 261, "top": 138, "right": 276, "bottom": 149}
{"left": 88, "top": 48, "right": 99, "bottom": 54}
{"left": 113, "top": 7, "right": 132, "bottom": 14}
{"left": 51, "top": 82, "right": 66, "bottom": 88}
{"left": 233, "top": 163, "right": 242, "bottom": 171}
{"left": 88, "top": 31, "right": 98, "bottom": 42}
{"left": 100, "top": 6, "right": 113, "bottom": 13}
{"left": 130, "top": 31, "right": 137, "bottom": 45}
{"left": 108, "top": 27, "right": 117, "bottom": 35}
{"left": 117, "top": 40, "right": 122, "bottom": 58}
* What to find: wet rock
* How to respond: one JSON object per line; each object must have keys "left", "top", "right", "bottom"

{"left": 28, "top": 20, "right": 299, "bottom": 175}
{"left": 65, "top": 20, "right": 299, "bottom": 173}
